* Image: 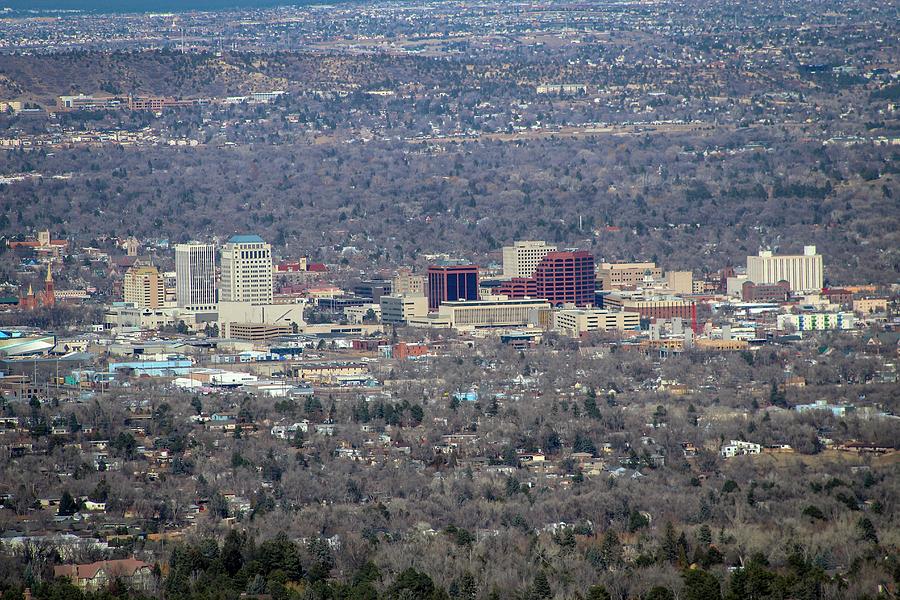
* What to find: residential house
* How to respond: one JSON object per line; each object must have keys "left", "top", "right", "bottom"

{"left": 54, "top": 558, "right": 154, "bottom": 591}
{"left": 720, "top": 440, "right": 761, "bottom": 458}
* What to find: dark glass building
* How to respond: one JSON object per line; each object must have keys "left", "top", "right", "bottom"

{"left": 427, "top": 263, "right": 479, "bottom": 311}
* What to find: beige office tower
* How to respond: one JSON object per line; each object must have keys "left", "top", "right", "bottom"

{"left": 747, "top": 246, "right": 823, "bottom": 293}
{"left": 175, "top": 242, "right": 217, "bottom": 311}
{"left": 392, "top": 267, "right": 426, "bottom": 297}
{"left": 502, "top": 240, "right": 557, "bottom": 279}
{"left": 666, "top": 271, "right": 694, "bottom": 295}
{"left": 597, "top": 262, "right": 663, "bottom": 289}
{"left": 219, "top": 235, "right": 273, "bottom": 304}
{"left": 124, "top": 264, "right": 165, "bottom": 308}
{"left": 381, "top": 295, "right": 428, "bottom": 324}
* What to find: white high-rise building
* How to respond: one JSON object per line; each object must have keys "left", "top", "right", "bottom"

{"left": 747, "top": 246, "right": 824, "bottom": 293}
{"left": 175, "top": 242, "right": 217, "bottom": 311}
{"left": 502, "top": 240, "right": 557, "bottom": 279}
{"left": 220, "top": 235, "right": 273, "bottom": 304}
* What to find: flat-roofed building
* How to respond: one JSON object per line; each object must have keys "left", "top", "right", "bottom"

{"left": 220, "top": 235, "right": 273, "bottom": 305}
{"left": 742, "top": 280, "right": 790, "bottom": 302}
{"left": 227, "top": 323, "right": 293, "bottom": 342}
{"left": 392, "top": 268, "right": 426, "bottom": 297}
{"left": 104, "top": 305, "right": 176, "bottom": 333}
{"left": 56, "top": 94, "right": 122, "bottom": 111}
{"left": 694, "top": 339, "right": 749, "bottom": 352}
{"left": 175, "top": 242, "right": 216, "bottom": 311}
{"left": 603, "top": 293, "right": 695, "bottom": 321}
{"left": 285, "top": 361, "right": 369, "bottom": 383}
{"left": 381, "top": 295, "right": 428, "bottom": 324}
{"left": 553, "top": 308, "right": 640, "bottom": 337}
{"left": 123, "top": 265, "right": 165, "bottom": 309}
{"left": 747, "top": 246, "right": 823, "bottom": 293}
{"left": 597, "top": 262, "right": 663, "bottom": 290}
{"left": 217, "top": 301, "right": 305, "bottom": 333}
{"left": 427, "top": 262, "right": 479, "bottom": 311}
{"left": 534, "top": 250, "right": 595, "bottom": 307}
{"left": 496, "top": 277, "right": 538, "bottom": 299}
{"left": 434, "top": 297, "right": 550, "bottom": 330}
{"left": 853, "top": 297, "right": 888, "bottom": 315}
{"left": 354, "top": 279, "right": 392, "bottom": 303}
{"left": 344, "top": 303, "right": 381, "bottom": 324}
{"left": 666, "top": 271, "right": 694, "bottom": 295}
{"left": 502, "top": 241, "right": 557, "bottom": 279}
{"left": 776, "top": 312, "right": 855, "bottom": 331}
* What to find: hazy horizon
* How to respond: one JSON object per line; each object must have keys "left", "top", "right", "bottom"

{"left": 2, "top": 0, "right": 353, "bottom": 14}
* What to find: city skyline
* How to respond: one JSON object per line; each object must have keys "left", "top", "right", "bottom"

{"left": 0, "top": 1, "right": 896, "bottom": 599}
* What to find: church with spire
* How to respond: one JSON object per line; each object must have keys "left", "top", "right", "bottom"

{"left": 18, "top": 264, "right": 56, "bottom": 310}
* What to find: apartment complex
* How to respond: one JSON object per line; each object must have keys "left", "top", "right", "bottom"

{"left": 123, "top": 265, "right": 165, "bottom": 309}
{"left": 747, "top": 246, "right": 824, "bottom": 293}
{"left": 175, "top": 242, "right": 217, "bottom": 311}
{"left": 776, "top": 312, "right": 855, "bottom": 332}
{"left": 853, "top": 298, "right": 888, "bottom": 315}
{"left": 220, "top": 235, "right": 273, "bottom": 304}
{"left": 501, "top": 240, "right": 557, "bottom": 279}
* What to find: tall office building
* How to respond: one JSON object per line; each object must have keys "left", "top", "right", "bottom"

{"left": 747, "top": 246, "right": 823, "bottom": 293}
{"left": 392, "top": 267, "right": 426, "bottom": 297}
{"left": 534, "top": 250, "right": 596, "bottom": 307}
{"left": 502, "top": 240, "right": 557, "bottom": 279}
{"left": 220, "top": 235, "right": 273, "bottom": 304}
{"left": 427, "top": 262, "right": 479, "bottom": 311}
{"left": 124, "top": 264, "right": 165, "bottom": 309}
{"left": 175, "top": 242, "right": 217, "bottom": 311}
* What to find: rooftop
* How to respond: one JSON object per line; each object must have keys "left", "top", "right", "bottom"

{"left": 226, "top": 234, "right": 265, "bottom": 244}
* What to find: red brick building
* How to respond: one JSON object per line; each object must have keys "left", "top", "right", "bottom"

{"left": 18, "top": 265, "right": 55, "bottom": 310}
{"left": 742, "top": 280, "right": 790, "bottom": 302}
{"left": 393, "top": 342, "right": 429, "bottom": 360}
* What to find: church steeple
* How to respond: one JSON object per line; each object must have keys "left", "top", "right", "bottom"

{"left": 19, "top": 283, "right": 36, "bottom": 310}
{"left": 42, "top": 263, "right": 55, "bottom": 307}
